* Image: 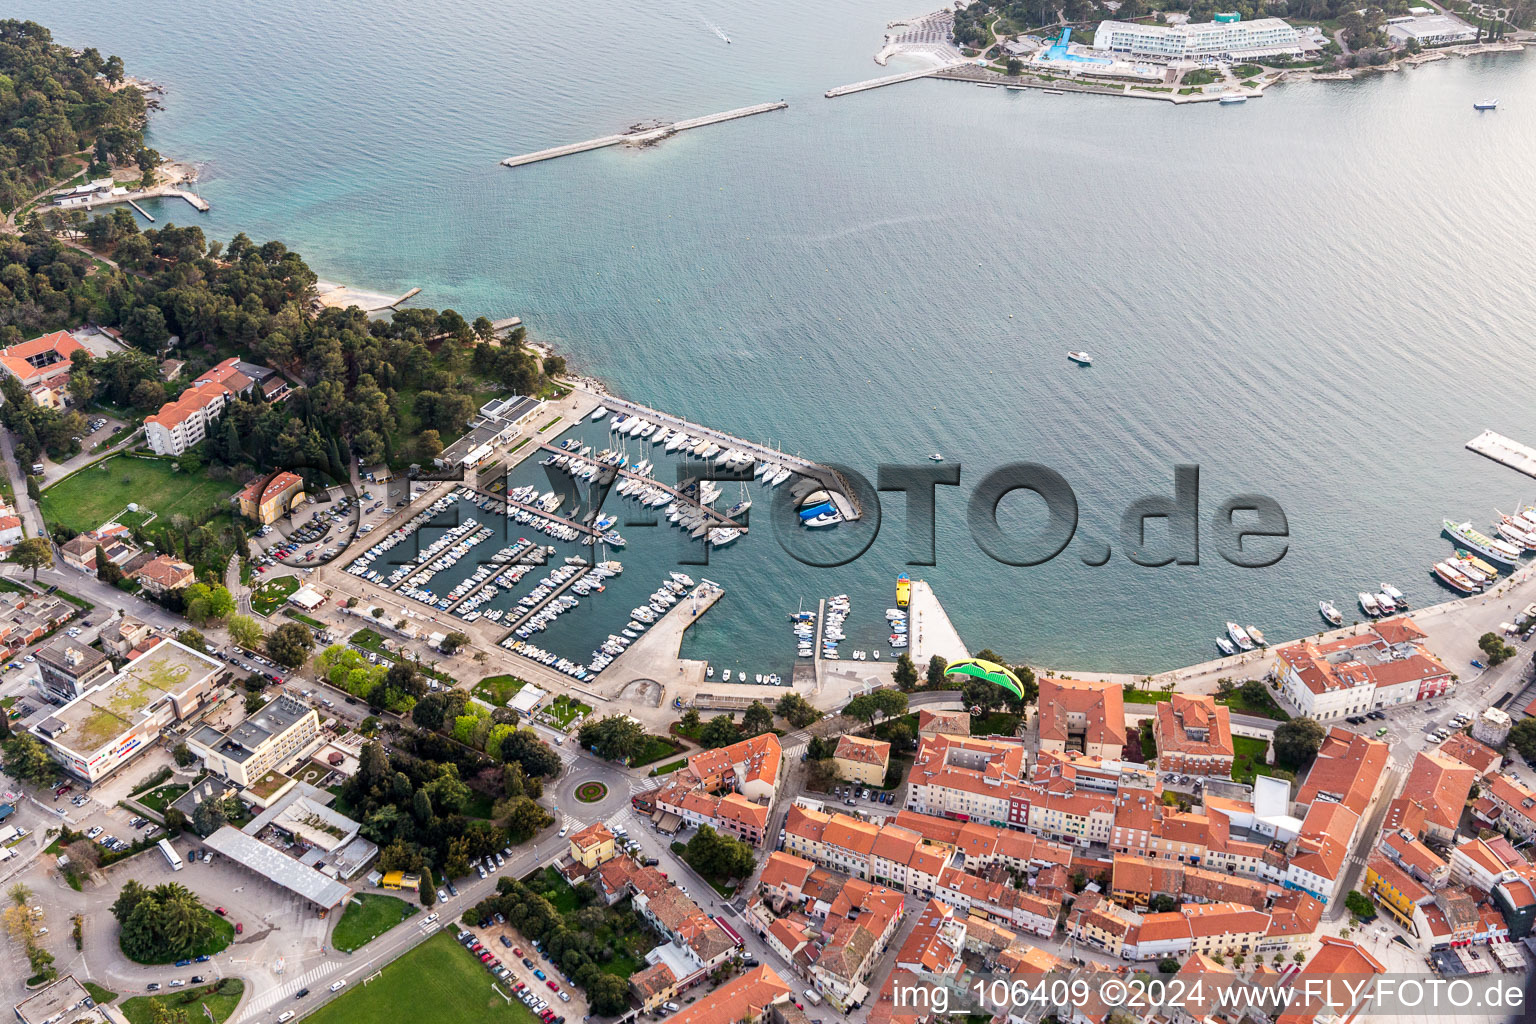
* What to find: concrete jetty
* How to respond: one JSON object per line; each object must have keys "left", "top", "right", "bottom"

{"left": 63, "top": 185, "right": 208, "bottom": 215}
{"left": 590, "top": 581, "right": 726, "bottom": 693}
{"left": 583, "top": 388, "right": 863, "bottom": 521}
{"left": 126, "top": 199, "right": 153, "bottom": 222}
{"left": 825, "top": 61, "right": 970, "bottom": 98}
{"left": 501, "top": 102, "right": 789, "bottom": 168}
{"left": 1467, "top": 429, "right": 1536, "bottom": 480}
{"left": 907, "top": 579, "right": 969, "bottom": 665}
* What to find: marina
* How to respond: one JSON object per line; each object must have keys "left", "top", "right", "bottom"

{"left": 583, "top": 388, "right": 863, "bottom": 522}
{"left": 500, "top": 103, "right": 789, "bottom": 168}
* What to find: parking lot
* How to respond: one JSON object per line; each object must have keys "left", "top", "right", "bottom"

{"left": 456, "top": 918, "right": 588, "bottom": 1024}
{"left": 255, "top": 487, "right": 403, "bottom": 574}
{"left": 37, "top": 413, "right": 132, "bottom": 484}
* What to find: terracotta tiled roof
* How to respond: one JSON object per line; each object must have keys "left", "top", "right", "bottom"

{"left": 569, "top": 821, "right": 614, "bottom": 852}
{"left": 0, "top": 331, "right": 82, "bottom": 382}
{"left": 835, "top": 734, "right": 891, "bottom": 767}
{"left": 1401, "top": 750, "right": 1477, "bottom": 831}
{"left": 1296, "top": 727, "right": 1389, "bottom": 817}
{"left": 1438, "top": 733, "right": 1501, "bottom": 775}
{"left": 1037, "top": 677, "right": 1126, "bottom": 748}
{"left": 1155, "top": 693, "right": 1233, "bottom": 758}
{"left": 667, "top": 966, "right": 792, "bottom": 1024}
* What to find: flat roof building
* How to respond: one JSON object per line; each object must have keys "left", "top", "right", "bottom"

{"left": 14, "top": 975, "right": 110, "bottom": 1024}
{"left": 203, "top": 824, "right": 350, "bottom": 909}
{"left": 32, "top": 638, "right": 221, "bottom": 782}
{"left": 187, "top": 694, "right": 321, "bottom": 787}
{"left": 1093, "top": 15, "right": 1301, "bottom": 58}
{"left": 1386, "top": 14, "right": 1476, "bottom": 46}
{"left": 34, "top": 639, "right": 112, "bottom": 705}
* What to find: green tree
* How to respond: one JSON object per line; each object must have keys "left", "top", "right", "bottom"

{"left": 421, "top": 867, "right": 436, "bottom": 906}
{"left": 192, "top": 797, "right": 227, "bottom": 836}
{"left": 680, "top": 707, "right": 702, "bottom": 732}
{"left": 504, "top": 796, "right": 553, "bottom": 840}
{"left": 893, "top": 653, "right": 919, "bottom": 690}
{"left": 173, "top": 742, "right": 194, "bottom": 767}
{"left": 440, "top": 631, "right": 469, "bottom": 654}
{"left": 3, "top": 734, "right": 57, "bottom": 784}
{"left": 10, "top": 538, "right": 52, "bottom": 582}
{"left": 926, "top": 655, "right": 949, "bottom": 688}
{"left": 1273, "top": 717, "right": 1326, "bottom": 769}
{"left": 774, "top": 693, "right": 820, "bottom": 729}
{"left": 176, "top": 628, "right": 208, "bottom": 653}
{"left": 1344, "top": 890, "right": 1375, "bottom": 921}
{"left": 265, "top": 622, "right": 315, "bottom": 669}
{"left": 698, "top": 714, "right": 740, "bottom": 749}
{"left": 577, "top": 715, "right": 648, "bottom": 762}
{"left": 226, "top": 614, "right": 263, "bottom": 651}
{"left": 683, "top": 825, "right": 755, "bottom": 881}
{"left": 741, "top": 701, "right": 774, "bottom": 737}
{"left": 1158, "top": 957, "right": 1180, "bottom": 973}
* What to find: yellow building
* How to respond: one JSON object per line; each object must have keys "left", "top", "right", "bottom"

{"left": 238, "top": 470, "right": 305, "bottom": 525}
{"left": 1365, "top": 854, "right": 1429, "bottom": 931}
{"left": 381, "top": 870, "right": 421, "bottom": 892}
{"left": 568, "top": 822, "right": 617, "bottom": 869}
{"left": 833, "top": 735, "right": 891, "bottom": 787}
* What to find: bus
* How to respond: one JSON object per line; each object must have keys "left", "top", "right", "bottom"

{"left": 158, "top": 838, "right": 183, "bottom": 871}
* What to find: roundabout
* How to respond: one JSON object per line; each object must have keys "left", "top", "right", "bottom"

{"left": 574, "top": 781, "right": 608, "bottom": 803}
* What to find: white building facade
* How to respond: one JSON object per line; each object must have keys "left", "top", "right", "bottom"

{"left": 1093, "top": 16, "right": 1300, "bottom": 58}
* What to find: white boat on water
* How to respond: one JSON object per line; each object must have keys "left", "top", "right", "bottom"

{"left": 1379, "top": 583, "right": 1405, "bottom": 605}
{"left": 1068, "top": 351, "right": 1092, "bottom": 365}
{"left": 1216, "top": 636, "right": 1236, "bottom": 656}
{"left": 1219, "top": 95, "right": 1246, "bottom": 105}
{"left": 770, "top": 467, "right": 790, "bottom": 486}
{"left": 1226, "top": 622, "right": 1254, "bottom": 650}
{"left": 666, "top": 433, "right": 688, "bottom": 452}
{"left": 1359, "top": 592, "right": 1380, "bottom": 616}
{"left": 590, "top": 407, "right": 607, "bottom": 420}
{"left": 804, "top": 512, "right": 843, "bottom": 528}
{"left": 1319, "top": 600, "right": 1343, "bottom": 626}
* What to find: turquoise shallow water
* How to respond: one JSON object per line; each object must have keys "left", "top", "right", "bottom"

{"left": 20, "top": 0, "right": 1536, "bottom": 674}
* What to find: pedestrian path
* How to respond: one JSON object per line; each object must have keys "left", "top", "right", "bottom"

{"left": 783, "top": 742, "right": 806, "bottom": 762}
{"left": 240, "top": 961, "right": 336, "bottom": 1019}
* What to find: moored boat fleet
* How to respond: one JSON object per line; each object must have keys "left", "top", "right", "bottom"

{"left": 1430, "top": 510, "right": 1536, "bottom": 594}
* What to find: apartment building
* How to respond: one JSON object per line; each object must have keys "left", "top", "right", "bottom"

{"left": 186, "top": 694, "right": 321, "bottom": 787}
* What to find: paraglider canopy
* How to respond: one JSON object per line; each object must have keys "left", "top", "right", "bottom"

{"left": 943, "top": 658, "right": 1023, "bottom": 700}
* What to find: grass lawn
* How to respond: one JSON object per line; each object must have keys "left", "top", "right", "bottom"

{"left": 331, "top": 893, "right": 419, "bottom": 953}
{"left": 1122, "top": 688, "right": 1173, "bottom": 704}
{"left": 118, "top": 980, "right": 244, "bottom": 1024}
{"left": 631, "top": 734, "right": 686, "bottom": 768}
{"left": 122, "top": 910, "right": 234, "bottom": 964}
{"left": 138, "top": 782, "right": 189, "bottom": 813}
{"left": 541, "top": 694, "right": 591, "bottom": 729}
{"left": 1231, "top": 736, "right": 1277, "bottom": 785}
{"left": 84, "top": 982, "right": 118, "bottom": 1004}
{"left": 41, "top": 455, "right": 238, "bottom": 534}
{"left": 648, "top": 758, "right": 688, "bottom": 777}
{"left": 474, "top": 674, "right": 527, "bottom": 705}
{"left": 971, "top": 712, "right": 1020, "bottom": 737}
{"left": 251, "top": 575, "right": 301, "bottom": 616}
{"left": 305, "top": 932, "right": 540, "bottom": 1024}
{"left": 533, "top": 866, "right": 582, "bottom": 913}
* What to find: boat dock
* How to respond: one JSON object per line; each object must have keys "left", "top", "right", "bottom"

{"left": 64, "top": 185, "right": 209, "bottom": 215}
{"left": 1467, "top": 430, "right": 1536, "bottom": 480}
{"left": 588, "top": 581, "right": 726, "bottom": 694}
{"left": 496, "top": 566, "right": 591, "bottom": 642}
{"left": 533, "top": 440, "right": 748, "bottom": 532}
{"left": 824, "top": 61, "right": 971, "bottom": 98}
{"left": 584, "top": 388, "right": 863, "bottom": 521}
{"left": 127, "top": 199, "right": 153, "bottom": 221}
{"left": 442, "top": 539, "right": 538, "bottom": 613}
{"left": 500, "top": 102, "right": 789, "bottom": 168}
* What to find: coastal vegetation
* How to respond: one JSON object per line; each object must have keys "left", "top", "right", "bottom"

{"left": 0, "top": 21, "right": 148, "bottom": 215}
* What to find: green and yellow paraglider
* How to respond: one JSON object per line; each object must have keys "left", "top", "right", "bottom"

{"left": 943, "top": 658, "right": 1024, "bottom": 700}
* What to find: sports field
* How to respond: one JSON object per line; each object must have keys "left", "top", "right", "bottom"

{"left": 304, "top": 931, "right": 540, "bottom": 1024}
{"left": 42, "top": 456, "right": 238, "bottom": 534}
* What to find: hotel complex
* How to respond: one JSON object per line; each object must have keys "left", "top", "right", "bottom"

{"left": 1092, "top": 14, "right": 1302, "bottom": 59}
